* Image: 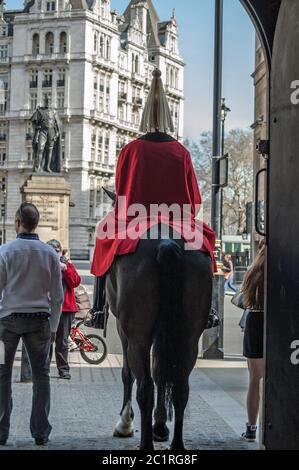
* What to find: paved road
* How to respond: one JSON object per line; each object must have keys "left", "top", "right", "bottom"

{"left": 0, "top": 261, "right": 256, "bottom": 451}
{"left": 1, "top": 354, "right": 256, "bottom": 451}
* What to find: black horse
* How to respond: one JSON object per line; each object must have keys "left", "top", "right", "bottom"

{"left": 104, "top": 223, "right": 213, "bottom": 451}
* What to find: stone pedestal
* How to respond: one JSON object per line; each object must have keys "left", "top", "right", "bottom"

{"left": 21, "top": 174, "right": 71, "bottom": 250}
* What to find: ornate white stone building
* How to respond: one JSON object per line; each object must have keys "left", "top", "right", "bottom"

{"left": 0, "top": 0, "right": 184, "bottom": 259}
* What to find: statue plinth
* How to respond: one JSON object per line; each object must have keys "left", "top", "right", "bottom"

{"left": 21, "top": 174, "right": 71, "bottom": 250}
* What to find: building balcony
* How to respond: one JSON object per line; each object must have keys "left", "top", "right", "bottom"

{"left": 92, "top": 55, "right": 115, "bottom": 71}
{"left": 132, "top": 72, "right": 145, "bottom": 84}
{"left": 90, "top": 109, "right": 115, "bottom": 123}
{"left": 23, "top": 52, "right": 70, "bottom": 64}
{"left": 42, "top": 80, "right": 52, "bottom": 88}
{"left": 118, "top": 92, "right": 127, "bottom": 102}
{"left": 29, "top": 81, "right": 38, "bottom": 88}
{"left": 118, "top": 67, "right": 131, "bottom": 79}
{"left": 164, "top": 84, "right": 183, "bottom": 98}
{"left": 0, "top": 57, "right": 9, "bottom": 64}
{"left": 132, "top": 97, "right": 143, "bottom": 107}
{"left": 89, "top": 160, "right": 115, "bottom": 175}
{"left": 57, "top": 79, "right": 65, "bottom": 87}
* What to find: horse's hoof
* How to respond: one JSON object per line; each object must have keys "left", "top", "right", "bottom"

{"left": 113, "top": 429, "right": 134, "bottom": 438}
{"left": 170, "top": 444, "right": 186, "bottom": 451}
{"left": 153, "top": 423, "right": 170, "bottom": 442}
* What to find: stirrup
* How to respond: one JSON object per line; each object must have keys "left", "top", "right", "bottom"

{"left": 206, "top": 307, "right": 220, "bottom": 329}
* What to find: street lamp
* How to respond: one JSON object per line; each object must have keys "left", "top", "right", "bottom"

{"left": 221, "top": 97, "right": 231, "bottom": 157}
{"left": 219, "top": 98, "right": 231, "bottom": 240}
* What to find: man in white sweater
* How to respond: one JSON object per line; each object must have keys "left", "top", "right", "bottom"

{"left": 0, "top": 202, "right": 64, "bottom": 446}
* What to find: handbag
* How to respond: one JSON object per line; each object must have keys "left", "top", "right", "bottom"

{"left": 239, "top": 309, "right": 249, "bottom": 332}
{"left": 231, "top": 289, "right": 246, "bottom": 310}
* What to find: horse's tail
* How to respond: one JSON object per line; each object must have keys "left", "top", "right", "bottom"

{"left": 154, "top": 239, "right": 184, "bottom": 420}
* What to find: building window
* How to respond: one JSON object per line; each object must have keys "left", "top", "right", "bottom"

{"left": 30, "top": 70, "right": 38, "bottom": 88}
{"left": 170, "top": 35, "right": 177, "bottom": 54}
{"left": 104, "top": 135, "right": 109, "bottom": 164}
{"left": 105, "top": 78, "right": 110, "bottom": 113}
{"left": 105, "top": 37, "right": 111, "bottom": 60}
{"left": 32, "top": 33, "right": 39, "bottom": 56}
{"left": 45, "top": 32, "right": 54, "bottom": 55}
{"left": 98, "top": 75, "right": 104, "bottom": 111}
{"left": 91, "top": 128, "right": 96, "bottom": 161}
{"left": 97, "top": 131, "right": 103, "bottom": 163}
{"left": 132, "top": 109, "right": 139, "bottom": 126}
{"left": 99, "top": 35, "right": 104, "bottom": 58}
{"left": 46, "top": 1, "right": 56, "bottom": 11}
{"left": 0, "top": 78, "right": 8, "bottom": 115}
{"left": 57, "top": 68, "right": 65, "bottom": 87}
{"left": 94, "top": 31, "right": 98, "bottom": 54}
{"left": 30, "top": 92, "right": 38, "bottom": 111}
{"left": 135, "top": 55, "right": 139, "bottom": 74}
{"left": 118, "top": 105, "right": 124, "bottom": 122}
{"left": 0, "top": 149, "right": 6, "bottom": 166}
{"left": 100, "top": 0, "right": 108, "bottom": 19}
{"left": 57, "top": 91, "right": 64, "bottom": 109}
{"left": 26, "top": 121, "right": 33, "bottom": 141}
{"left": 42, "top": 69, "right": 52, "bottom": 88}
{"left": 59, "top": 31, "right": 67, "bottom": 54}
{"left": 0, "top": 45, "right": 8, "bottom": 61}
{"left": 89, "top": 186, "right": 95, "bottom": 218}
{"left": 0, "top": 122, "right": 7, "bottom": 141}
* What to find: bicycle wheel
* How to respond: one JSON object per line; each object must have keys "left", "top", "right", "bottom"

{"left": 80, "top": 334, "right": 108, "bottom": 365}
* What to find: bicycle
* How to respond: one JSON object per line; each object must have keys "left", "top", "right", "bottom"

{"left": 69, "top": 320, "right": 108, "bottom": 365}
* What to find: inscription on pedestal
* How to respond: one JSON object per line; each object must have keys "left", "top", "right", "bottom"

{"left": 21, "top": 175, "right": 71, "bottom": 249}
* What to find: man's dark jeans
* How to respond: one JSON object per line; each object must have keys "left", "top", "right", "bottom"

{"left": 0, "top": 316, "right": 52, "bottom": 441}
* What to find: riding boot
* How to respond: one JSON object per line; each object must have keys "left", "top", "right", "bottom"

{"left": 93, "top": 276, "right": 106, "bottom": 312}
{"left": 87, "top": 276, "right": 107, "bottom": 329}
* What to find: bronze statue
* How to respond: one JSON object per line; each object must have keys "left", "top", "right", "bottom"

{"left": 30, "top": 95, "right": 62, "bottom": 173}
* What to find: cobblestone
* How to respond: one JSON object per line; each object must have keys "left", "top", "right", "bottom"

{"left": 0, "top": 354, "right": 257, "bottom": 451}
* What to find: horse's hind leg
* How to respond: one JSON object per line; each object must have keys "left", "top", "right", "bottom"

{"left": 170, "top": 375, "right": 189, "bottom": 451}
{"left": 128, "top": 343, "right": 154, "bottom": 451}
{"left": 113, "top": 320, "right": 135, "bottom": 438}
{"left": 153, "top": 378, "right": 170, "bottom": 441}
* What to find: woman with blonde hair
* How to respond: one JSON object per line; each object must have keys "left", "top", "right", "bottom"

{"left": 241, "top": 239, "right": 265, "bottom": 442}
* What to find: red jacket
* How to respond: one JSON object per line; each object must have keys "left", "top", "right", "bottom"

{"left": 62, "top": 262, "right": 81, "bottom": 313}
{"left": 91, "top": 139, "right": 216, "bottom": 276}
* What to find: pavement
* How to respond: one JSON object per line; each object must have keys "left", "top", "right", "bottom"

{"left": 1, "top": 354, "right": 257, "bottom": 451}
{"left": 0, "top": 261, "right": 258, "bottom": 451}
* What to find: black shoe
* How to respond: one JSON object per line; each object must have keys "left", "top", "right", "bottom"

{"left": 0, "top": 438, "right": 7, "bottom": 446}
{"left": 241, "top": 423, "right": 257, "bottom": 442}
{"left": 59, "top": 372, "right": 71, "bottom": 380}
{"left": 35, "top": 437, "right": 49, "bottom": 446}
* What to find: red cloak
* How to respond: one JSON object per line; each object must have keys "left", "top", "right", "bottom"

{"left": 91, "top": 139, "right": 217, "bottom": 276}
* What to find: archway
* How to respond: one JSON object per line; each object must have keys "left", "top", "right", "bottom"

{"left": 240, "top": 0, "right": 299, "bottom": 450}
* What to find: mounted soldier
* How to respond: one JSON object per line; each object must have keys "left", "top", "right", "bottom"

{"left": 89, "top": 69, "right": 216, "bottom": 450}
{"left": 91, "top": 69, "right": 216, "bottom": 319}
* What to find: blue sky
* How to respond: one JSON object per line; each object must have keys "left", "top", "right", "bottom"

{"left": 6, "top": 0, "right": 255, "bottom": 139}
